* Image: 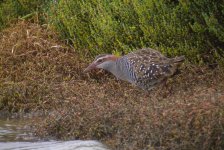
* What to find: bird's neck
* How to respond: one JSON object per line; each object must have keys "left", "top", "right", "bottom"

{"left": 99, "top": 60, "right": 117, "bottom": 74}
{"left": 97, "top": 59, "right": 121, "bottom": 77}
{"left": 100, "top": 58, "right": 132, "bottom": 83}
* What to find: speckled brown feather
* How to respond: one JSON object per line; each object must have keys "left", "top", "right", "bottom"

{"left": 126, "top": 48, "right": 184, "bottom": 90}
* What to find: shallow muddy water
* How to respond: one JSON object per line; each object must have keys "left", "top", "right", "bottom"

{"left": 0, "top": 117, "right": 109, "bottom": 150}
{"left": 0, "top": 117, "right": 37, "bottom": 142}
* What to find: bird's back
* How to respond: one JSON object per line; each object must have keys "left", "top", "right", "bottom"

{"left": 121, "top": 48, "right": 184, "bottom": 90}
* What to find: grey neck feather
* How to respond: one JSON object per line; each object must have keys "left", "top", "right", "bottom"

{"left": 97, "top": 59, "right": 133, "bottom": 83}
{"left": 97, "top": 60, "right": 117, "bottom": 75}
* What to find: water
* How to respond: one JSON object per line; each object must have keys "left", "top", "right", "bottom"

{"left": 0, "top": 117, "right": 109, "bottom": 150}
{"left": 0, "top": 141, "right": 108, "bottom": 150}
{"left": 0, "top": 117, "right": 36, "bottom": 142}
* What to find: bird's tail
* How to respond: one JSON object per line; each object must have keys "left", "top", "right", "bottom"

{"left": 172, "top": 56, "right": 185, "bottom": 63}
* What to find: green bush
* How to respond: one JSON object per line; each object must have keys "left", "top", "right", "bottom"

{"left": 1, "top": 0, "right": 223, "bottom": 64}
{"left": 0, "top": 0, "right": 14, "bottom": 30}
{"left": 0, "top": 0, "right": 52, "bottom": 29}
{"left": 50, "top": 0, "right": 224, "bottom": 64}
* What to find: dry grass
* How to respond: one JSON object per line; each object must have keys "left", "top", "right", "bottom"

{"left": 0, "top": 21, "right": 85, "bottom": 112}
{"left": 35, "top": 69, "right": 224, "bottom": 150}
{"left": 0, "top": 21, "right": 224, "bottom": 150}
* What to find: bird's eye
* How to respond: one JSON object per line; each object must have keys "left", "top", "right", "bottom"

{"left": 98, "top": 59, "right": 103, "bottom": 63}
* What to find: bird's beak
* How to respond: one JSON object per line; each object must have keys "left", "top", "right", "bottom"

{"left": 84, "top": 63, "right": 97, "bottom": 73}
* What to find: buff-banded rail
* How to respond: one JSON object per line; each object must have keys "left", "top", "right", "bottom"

{"left": 84, "top": 48, "right": 184, "bottom": 90}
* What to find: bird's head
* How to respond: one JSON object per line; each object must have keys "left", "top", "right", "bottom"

{"left": 84, "top": 54, "right": 120, "bottom": 72}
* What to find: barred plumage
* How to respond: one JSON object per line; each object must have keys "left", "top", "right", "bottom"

{"left": 84, "top": 48, "right": 184, "bottom": 90}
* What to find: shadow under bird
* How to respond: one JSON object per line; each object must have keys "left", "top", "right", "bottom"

{"left": 84, "top": 48, "right": 185, "bottom": 90}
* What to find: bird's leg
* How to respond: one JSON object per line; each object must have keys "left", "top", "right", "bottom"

{"left": 142, "top": 89, "right": 151, "bottom": 100}
{"left": 156, "top": 78, "right": 170, "bottom": 98}
{"left": 162, "top": 78, "right": 168, "bottom": 89}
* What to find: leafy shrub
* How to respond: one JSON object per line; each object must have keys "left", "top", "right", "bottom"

{"left": 50, "top": 0, "right": 224, "bottom": 64}
{"left": 0, "top": 0, "right": 52, "bottom": 29}
{"left": 0, "top": 0, "right": 15, "bottom": 30}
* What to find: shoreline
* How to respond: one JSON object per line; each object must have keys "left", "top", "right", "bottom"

{"left": 0, "top": 21, "right": 224, "bottom": 150}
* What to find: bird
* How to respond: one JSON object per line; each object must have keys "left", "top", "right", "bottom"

{"left": 84, "top": 48, "right": 184, "bottom": 90}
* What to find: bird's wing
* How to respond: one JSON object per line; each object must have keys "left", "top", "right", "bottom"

{"left": 126, "top": 48, "right": 174, "bottom": 89}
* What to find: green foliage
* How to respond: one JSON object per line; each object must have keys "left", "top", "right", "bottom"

{"left": 0, "top": 0, "right": 52, "bottom": 29}
{"left": 50, "top": 0, "right": 224, "bottom": 64}
{"left": 0, "top": 1, "right": 14, "bottom": 30}
{"left": 182, "top": 0, "right": 224, "bottom": 64}
{"left": 0, "top": 0, "right": 224, "bottom": 64}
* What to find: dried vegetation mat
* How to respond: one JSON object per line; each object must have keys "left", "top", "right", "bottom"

{"left": 0, "top": 21, "right": 224, "bottom": 150}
